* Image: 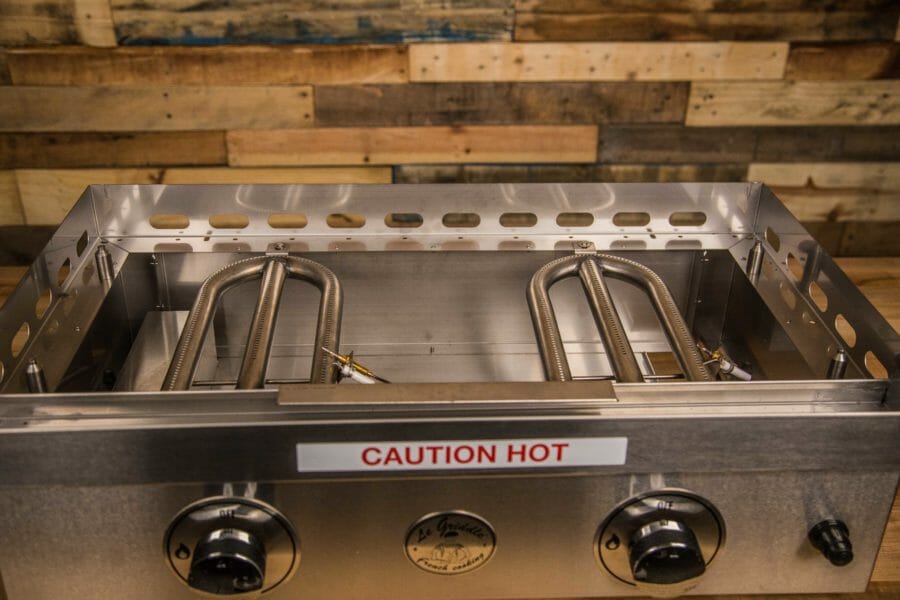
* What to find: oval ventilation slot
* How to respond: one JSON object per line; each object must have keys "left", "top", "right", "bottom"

{"left": 834, "top": 314, "right": 856, "bottom": 348}
{"left": 864, "top": 351, "right": 888, "bottom": 379}
{"left": 500, "top": 212, "right": 537, "bottom": 227}
{"left": 765, "top": 227, "right": 780, "bottom": 252}
{"left": 442, "top": 213, "right": 480, "bottom": 228}
{"left": 613, "top": 212, "right": 651, "bottom": 227}
{"left": 327, "top": 213, "right": 366, "bottom": 228}
{"left": 209, "top": 214, "right": 249, "bottom": 229}
{"left": 385, "top": 213, "right": 424, "bottom": 228}
{"left": 11, "top": 322, "right": 30, "bottom": 358}
{"left": 76, "top": 230, "right": 89, "bottom": 256}
{"left": 57, "top": 258, "right": 71, "bottom": 287}
{"left": 786, "top": 253, "right": 804, "bottom": 281}
{"left": 149, "top": 214, "right": 190, "bottom": 229}
{"left": 809, "top": 281, "right": 828, "bottom": 312}
{"left": 668, "top": 212, "right": 707, "bottom": 227}
{"left": 268, "top": 213, "right": 308, "bottom": 229}
{"left": 35, "top": 287, "right": 52, "bottom": 319}
{"left": 556, "top": 212, "right": 594, "bottom": 227}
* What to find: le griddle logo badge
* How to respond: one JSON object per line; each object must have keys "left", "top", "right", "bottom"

{"left": 405, "top": 512, "right": 496, "bottom": 575}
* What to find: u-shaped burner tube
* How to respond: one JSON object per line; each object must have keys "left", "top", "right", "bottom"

{"left": 162, "top": 255, "right": 342, "bottom": 391}
{"left": 527, "top": 253, "right": 710, "bottom": 383}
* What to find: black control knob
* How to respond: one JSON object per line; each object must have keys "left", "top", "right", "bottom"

{"left": 629, "top": 520, "right": 706, "bottom": 585}
{"left": 809, "top": 519, "right": 853, "bottom": 567}
{"left": 188, "top": 529, "right": 267, "bottom": 595}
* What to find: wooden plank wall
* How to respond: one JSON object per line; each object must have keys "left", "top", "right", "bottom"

{"left": 0, "top": 1, "right": 898, "bottom": 256}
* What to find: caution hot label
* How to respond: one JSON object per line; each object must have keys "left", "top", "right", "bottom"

{"left": 296, "top": 438, "right": 627, "bottom": 472}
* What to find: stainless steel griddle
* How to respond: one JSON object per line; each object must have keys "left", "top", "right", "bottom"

{"left": 0, "top": 183, "right": 897, "bottom": 599}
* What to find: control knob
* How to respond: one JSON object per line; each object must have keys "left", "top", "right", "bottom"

{"left": 629, "top": 520, "right": 705, "bottom": 585}
{"left": 165, "top": 497, "right": 299, "bottom": 597}
{"left": 595, "top": 490, "right": 725, "bottom": 597}
{"left": 188, "top": 529, "right": 266, "bottom": 595}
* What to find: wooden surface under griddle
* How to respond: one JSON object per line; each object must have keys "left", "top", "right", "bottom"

{"left": 0, "top": 259, "right": 897, "bottom": 598}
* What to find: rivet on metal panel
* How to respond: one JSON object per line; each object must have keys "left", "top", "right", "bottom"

{"left": 267, "top": 242, "right": 288, "bottom": 256}
{"left": 574, "top": 240, "right": 596, "bottom": 254}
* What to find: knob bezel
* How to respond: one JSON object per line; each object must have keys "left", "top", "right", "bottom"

{"left": 164, "top": 497, "right": 299, "bottom": 597}
{"left": 594, "top": 489, "right": 725, "bottom": 591}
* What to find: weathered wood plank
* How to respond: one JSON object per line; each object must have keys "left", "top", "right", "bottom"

{"left": 111, "top": 0, "right": 513, "bottom": 45}
{"left": 599, "top": 126, "right": 757, "bottom": 163}
{"left": 753, "top": 126, "right": 900, "bottom": 162}
{"left": 7, "top": 45, "right": 409, "bottom": 86}
{"left": 160, "top": 167, "right": 392, "bottom": 184}
{"left": 15, "top": 167, "right": 393, "bottom": 224}
{"left": 601, "top": 125, "right": 900, "bottom": 164}
{"left": 316, "top": 83, "right": 687, "bottom": 126}
{"left": 686, "top": 81, "right": 900, "bottom": 126}
{"left": 836, "top": 259, "right": 900, "bottom": 334}
{"left": 750, "top": 162, "right": 900, "bottom": 221}
{"left": 516, "top": 1, "right": 897, "bottom": 12}
{"left": 0, "top": 132, "right": 227, "bottom": 168}
{"left": 227, "top": 126, "right": 598, "bottom": 166}
{"left": 0, "top": 170, "right": 25, "bottom": 226}
{"left": 394, "top": 163, "right": 746, "bottom": 183}
{"left": 838, "top": 222, "right": 900, "bottom": 256}
{"left": 0, "top": 0, "right": 116, "bottom": 46}
{"left": 514, "top": 11, "right": 899, "bottom": 42}
{"left": 0, "top": 49, "right": 9, "bottom": 85}
{"left": 750, "top": 162, "right": 900, "bottom": 188}
{"left": 785, "top": 42, "right": 900, "bottom": 79}
{"left": 0, "top": 86, "right": 313, "bottom": 132}
{"left": 410, "top": 42, "right": 787, "bottom": 81}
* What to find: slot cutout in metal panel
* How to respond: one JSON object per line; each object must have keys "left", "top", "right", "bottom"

{"left": 809, "top": 281, "right": 828, "bottom": 312}
{"left": 864, "top": 351, "right": 888, "bottom": 378}
{"left": 557, "top": 212, "right": 594, "bottom": 227}
{"left": 443, "top": 213, "right": 481, "bottom": 228}
{"left": 385, "top": 213, "right": 424, "bottom": 228}
{"left": 208, "top": 214, "right": 250, "bottom": 229}
{"left": 57, "top": 259, "right": 71, "bottom": 287}
{"left": 834, "top": 314, "right": 856, "bottom": 348}
{"left": 613, "top": 212, "right": 651, "bottom": 227}
{"left": 149, "top": 214, "right": 190, "bottom": 230}
{"left": 35, "top": 288, "right": 52, "bottom": 319}
{"left": 500, "top": 213, "right": 538, "bottom": 227}
{"left": 765, "top": 227, "right": 781, "bottom": 251}
{"left": 76, "top": 231, "right": 89, "bottom": 256}
{"left": 669, "top": 212, "right": 707, "bottom": 227}
{"left": 327, "top": 213, "right": 366, "bottom": 228}
{"left": 11, "top": 322, "right": 29, "bottom": 358}
{"left": 268, "top": 213, "right": 308, "bottom": 229}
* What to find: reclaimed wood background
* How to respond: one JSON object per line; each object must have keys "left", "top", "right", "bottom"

{"left": 0, "top": 1, "right": 898, "bottom": 257}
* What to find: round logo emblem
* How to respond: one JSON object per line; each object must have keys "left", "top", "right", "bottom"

{"left": 405, "top": 511, "right": 496, "bottom": 575}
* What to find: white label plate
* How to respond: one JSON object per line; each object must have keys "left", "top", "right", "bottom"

{"left": 296, "top": 438, "right": 627, "bottom": 472}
